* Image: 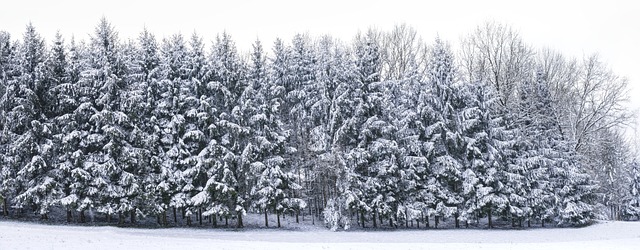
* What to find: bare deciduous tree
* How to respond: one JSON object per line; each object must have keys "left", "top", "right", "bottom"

{"left": 568, "top": 54, "right": 631, "bottom": 153}
{"left": 379, "top": 24, "right": 427, "bottom": 81}
{"left": 460, "top": 21, "right": 533, "bottom": 107}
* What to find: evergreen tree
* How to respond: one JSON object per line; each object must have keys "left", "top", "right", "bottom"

{"left": 193, "top": 32, "right": 249, "bottom": 228}
{"left": 0, "top": 31, "right": 19, "bottom": 216}
{"left": 155, "top": 33, "right": 189, "bottom": 226}
{"left": 10, "top": 23, "right": 60, "bottom": 219}
{"left": 420, "top": 37, "right": 465, "bottom": 228}
{"left": 78, "top": 18, "right": 140, "bottom": 223}
{"left": 622, "top": 159, "right": 640, "bottom": 220}
{"left": 459, "top": 79, "right": 515, "bottom": 228}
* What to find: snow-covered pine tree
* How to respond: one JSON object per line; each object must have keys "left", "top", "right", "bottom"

{"left": 283, "top": 35, "right": 316, "bottom": 213}
{"left": 346, "top": 30, "right": 406, "bottom": 229}
{"left": 0, "top": 31, "right": 19, "bottom": 216}
{"left": 509, "top": 69, "right": 558, "bottom": 227}
{"left": 154, "top": 33, "right": 189, "bottom": 226}
{"left": 459, "top": 79, "right": 517, "bottom": 228}
{"left": 10, "top": 23, "right": 61, "bottom": 219}
{"left": 119, "top": 28, "right": 164, "bottom": 223}
{"left": 327, "top": 31, "right": 382, "bottom": 230}
{"left": 191, "top": 32, "right": 247, "bottom": 228}
{"left": 391, "top": 51, "right": 427, "bottom": 228}
{"left": 622, "top": 159, "right": 640, "bottom": 220}
{"left": 420, "top": 37, "right": 465, "bottom": 228}
{"left": 246, "top": 39, "right": 293, "bottom": 227}
{"left": 170, "top": 32, "right": 209, "bottom": 226}
{"left": 551, "top": 151, "right": 598, "bottom": 226}
{"left": 46, "top": 31, "right": 83, "bottom": 222}
{"left": 79, "top": 18, "right": 142, "bottom": 223}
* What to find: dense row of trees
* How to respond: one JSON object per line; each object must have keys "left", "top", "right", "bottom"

{"left": 0, "top": 19, "right": 636, "bottom": 230}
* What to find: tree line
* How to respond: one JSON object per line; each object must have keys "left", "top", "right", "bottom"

{"left": 0, "top": 19, "right": 637, "bottom": 230}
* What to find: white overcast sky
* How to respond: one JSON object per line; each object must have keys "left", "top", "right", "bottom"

{"left": 1, "top": 0, "right": 639, "bottom": 132}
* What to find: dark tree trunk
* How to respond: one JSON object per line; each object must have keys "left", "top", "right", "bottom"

{"left": 360, "top": 210, "right": 366, "bottom": 228}
{"left": 80, "top": 210, "right": 86, "bottom": 223}
{"left": 213, "top": 215, "right": 218, "bottom": 228}
{"left": 455, "top": 213, "right": 460, "bottom": 228}
{"left": 118, "top": 212, "right": 124, "bottom": 225}
{"left": 435, "top": 216, "right": 439, "bottom": 229}
{"left": 173, "top": 207, "right": 177, "bottom": 225}
{"left": 519, "top": 218, "right": 523, "bottom": 227}
{"left": 131, "top": 207, "right": 136, "bottom": 224}
{"left": 488, "top": 208, "right": 493, "bottom": 229}
{"left": 2, "top": 199, "right": 7, "bottom": 216}
{"left": 67, "top": 209, "right": 72, "bottom": 223}
{"left": 295, "top": 209, "right": 299, "bottom": 223}
{"left": 225, "top": 216, "right": 228, "bottom": 226}
{"left": 277, "top": 211, "right": 281, "bottom": 228}
{"left": 199, "top": 207, "right": 203, "bottom": 226}
{"left": 265, "top": 209, "right": 269, "bottom": 227}
{"left": 237, "top": 212, "right": 243, "bottom": 228}
{"left": 107, "top": 213, "right": 111, "bottom": 223}
{"left": 162, "top": 211, "right": 168, "bottom": 227}
{"left": 373, "top": 210, "right": 377, "bottom": 228}
{"left": 426, "top": 214, "right": 430, "bottom": 228}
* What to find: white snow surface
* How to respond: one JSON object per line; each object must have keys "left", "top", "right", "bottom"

{"left": 1, "top": 220, "right": 639, "bottom": 250}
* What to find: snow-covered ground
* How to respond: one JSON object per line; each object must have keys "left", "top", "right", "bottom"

{"left": 1, "top": 220, "right": 639, "bottom": 250}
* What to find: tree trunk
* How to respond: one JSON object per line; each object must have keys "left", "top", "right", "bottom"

{"left": 265, "top": 209, "right": 269, "bottom": 227}
{"left": 225, "top": 216, "right": 228, "bottom": 227}
{"left": 199, "top": 207, "right": 203, "bottom": 226}
{"left": 213, "top": 215, "right": 218, "bottom": 228}
{"left": 360, "top": 210, "right": 366, "bottom": 228}
{"left": 425, "top": 214, "right": 429, "bottom": 228}
{"left": 131, "top": 207, "right": 136, "bottom": 224}
{"left": 118, "top": 212, "right": 124, "bottom": 225}
{"left": 67, "top": 209, "right": 72, "bottom": 223}
{"left": 80, "top": 210, "right": 86, "bottom": 223}
{"left": 107, "top": 213, "right": 111, "bottom": 223}
{"left": 488, "top": 208, "right": 493, "bottom": 229}
{"left": 296, "top": 209, "right": 299, "bottom": 223}
{"left": 455, "top": 212, "right": 460, "bottom": 228}
{"left": 519, "top": 218, "right": 523, "bottom": 227}
{"left": 435, "top": 216, "right": 439, "bottom": 229}
{"left": 277, "top": 211, "right": 281, "bottom": 228}
{"left": 373, "top": 210, "right": 377, "bottom": 228}
{"left": 173, "top": 207, "right": 177, "bottom": 225}
{"left": 162, "top": 210, "right": 167, "bottom": 227}
{"left": 2, "top": 198, "right": 7, "bottom": 216}
{"left": 237, "top": 212, "right": 243, "bottom": 228}
{"left": 405, "top": 208, "right": 409, "bottom": 228}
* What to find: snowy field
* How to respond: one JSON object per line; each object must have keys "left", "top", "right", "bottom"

{"left": 1, "top": 220, "right": 640, "bottom": 250}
